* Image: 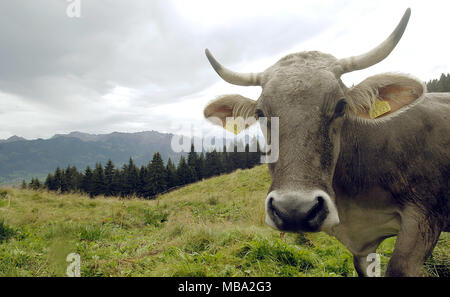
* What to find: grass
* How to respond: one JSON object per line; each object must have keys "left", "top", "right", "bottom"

{"left": 0, "top": 165, "right": 448, "bottom": 277}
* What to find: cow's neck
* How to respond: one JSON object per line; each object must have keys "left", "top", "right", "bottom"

{"left": 334, "top": 116, "right": 398, "bottom": 197}
{"left": 330, "top": 117, "right": 405, "bottom": 251}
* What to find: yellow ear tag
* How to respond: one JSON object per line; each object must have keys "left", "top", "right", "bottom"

{"left": 225, "top": 118, "right": 243, "bottom": 135}
{"left": 369, "top": 98, "right": 391, "bottom": 119}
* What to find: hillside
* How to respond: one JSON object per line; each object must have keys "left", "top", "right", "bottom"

{"left": 0, "top": 131, "right": 184, "bottom": 185}
{"left": 0, "top": 165, "right": 448, "bottom": 277}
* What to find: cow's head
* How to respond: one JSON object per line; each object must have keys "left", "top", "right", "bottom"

{"left": 203, "top": 9, "right": 424, "bottom": 232}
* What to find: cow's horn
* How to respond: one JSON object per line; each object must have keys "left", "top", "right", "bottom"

{"left": 205, "top": 49, "right": 261, "bottom": 86}
{"left": 337, "top": 8, "right": 411, "bottom": 75}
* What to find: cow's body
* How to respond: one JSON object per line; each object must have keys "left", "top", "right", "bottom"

{"left": 203, "top": 9, "right": 449, "bottom": 276}
{"left": 329, "top": 92, "right": 449, "bottom": 275}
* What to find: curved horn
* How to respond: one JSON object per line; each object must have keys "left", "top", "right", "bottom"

{"left": 205, "top": 49, "right": 261, "bottom": 86}
{"left": 337, "top": 8, "right": 411, "bottom": 75}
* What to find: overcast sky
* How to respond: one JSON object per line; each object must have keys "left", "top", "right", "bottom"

{"left": 0, "top": 0, "right": 449, "bottom": 140}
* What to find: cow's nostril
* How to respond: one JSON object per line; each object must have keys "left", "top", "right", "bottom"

{"left": 268, "top": 196, "right": 276, "bottom": 213}
{"left": 316, "top": 196, "right": 324, "bottom": 205}
{"left": 267, "top": 196, "right": 282, "bottom": 220}
{"left": 268, "top": 196, "right": 274, "bottom": 207}
{"left": 305, "top": 196, "right": 325, "bottom": 221}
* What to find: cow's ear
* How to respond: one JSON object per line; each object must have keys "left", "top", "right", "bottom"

{"left": 204, "top": 94, "right": 257, "bottom": 131}
{"left": 346, "top": 74, "right": 426, "bottom": 119}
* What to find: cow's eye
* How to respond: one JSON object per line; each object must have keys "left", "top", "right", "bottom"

{"left": 334, "top": 99, "right": 347, "bottom": 117}
{"left": 255, "top": 109, "right": 265, "bottom": 119}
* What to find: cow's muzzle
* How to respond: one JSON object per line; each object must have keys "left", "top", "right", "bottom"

{"left": 265, "top": 190, "right": 340, "bottom": 232}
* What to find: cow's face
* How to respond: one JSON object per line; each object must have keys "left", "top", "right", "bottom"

{"left": 259, "top": 60, "right": 345, "bottom": 232}
{"left": 203, "top": 9, "right": 422, "bottom": 232}
{"left": 205, "top": 53, "right": 346, "bottom": 232}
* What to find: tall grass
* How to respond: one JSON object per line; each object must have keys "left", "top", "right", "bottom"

{"left": 0, "top": 165, "right": 448, "bottom": 276}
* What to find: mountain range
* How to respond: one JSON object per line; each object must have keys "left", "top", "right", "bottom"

{"left": 0, "top": 131, "right": 185, "bottom": 185}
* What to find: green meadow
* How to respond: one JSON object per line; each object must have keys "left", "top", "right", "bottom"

{"left": 0, "top": 165, "right": 448, "bottom": 276}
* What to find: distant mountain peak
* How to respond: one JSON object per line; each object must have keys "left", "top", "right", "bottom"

{"left": 53, "top": 131, "right": 93, "bottom": 139}
{"left": 8, "top": 135, "right": 25, "bottom": 141}
{"left": 0, "top": 135, "right": 26, "bottom": 143}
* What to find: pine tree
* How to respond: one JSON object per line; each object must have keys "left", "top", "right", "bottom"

{"left": 60, "top": 166, "right": 70, "bottom": 193}
{"left": 123, "top": 157, "right": 139, "bottom": 197}
{"left": 205, "top": 150, "right": 224, "bottom": 178}
{"left": 92, "top": 163, "right": 106, "bottom": 196}
{"left": 224, "top": 143, "right": 236, "bottom": 173}
{"left": 195, "top": 153, "right": 205, "bottom": 180}
{"left": 104, "top": 160, "right": 115, "bottom": 196}
{"left": 229, "top": 142, "right": 243, "bottom": 172}
{"left": 137, "top": 165, "right": 147, "bottom": 197}
{"left": 82, "top": 166, "right": 94, "bottom": 197}
{"left": 166, "top": 158, "right": 178, "bottom": 189}
{"left": 147, "top": 152, "right": 167, "bottom": 197}
{"left": 21, "top": 180, "right": 27, "bottom": 189}
{"left": 244, "top": 143, "right": 251, "bottom": 169}
{"left": 236, "top": 139, "right": 247, "bottom": 169}
{"left": 222, "top": 145, "right": 232, "bottom": 174}
{"left": 244, "top": 142, "right": 260, "bottom": 169}
{"left": 66, "top": 166, "right": 82, "bottom": 192}
{"left": 204, "top": 151, "right": 213, "bottom": 178}
{"left": 29, "top": 177, "right": 42, "bottom": 190}
{"left": 187, "top": 143, "right": 199, "bottom": 182}
{"left": 54, "top": 167, "right": 63, "bottom": 192}
{"left": 111, "top": 169, "right": 123, "bottom": 197}
{"left": 44, "top": 173, "right": 57, "bottom": 191}
{"left": 177, "top": 156, "right": 196, "bottom": 186}
{"left": 140, "top": 162, "right": 153, "bottom": 197}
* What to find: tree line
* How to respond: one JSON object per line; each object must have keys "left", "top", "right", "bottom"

{"left": 427, "top": 73, "right": 450, "bottom": 92}
{"left": 24, "top": 141, "right": 263, "bottom": 199}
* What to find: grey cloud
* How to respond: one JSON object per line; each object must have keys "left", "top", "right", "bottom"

{"left": 0, "top": 0, "right": 342, "bottom": 138}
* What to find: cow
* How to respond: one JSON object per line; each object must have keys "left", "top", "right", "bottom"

{"left": 203, "top": 8, "right": 449, "bottom": 277}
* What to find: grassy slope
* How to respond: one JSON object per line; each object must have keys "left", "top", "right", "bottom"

{"left": 0, "top": 165, "right": 448, "bottom": 277}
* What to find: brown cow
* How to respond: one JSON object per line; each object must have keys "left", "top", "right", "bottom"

{"left": 203, "top": 8, "right": 449, "bottom": 276}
